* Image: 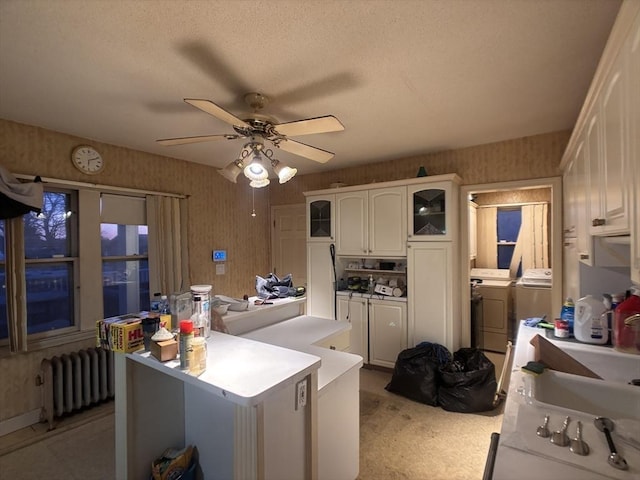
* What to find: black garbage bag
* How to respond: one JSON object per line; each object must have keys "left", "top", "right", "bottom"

{"left": 438, "top": 348, "right": 497, "bottom": 413}
{"left": 385, "top": 342, "right": 451, "bottom": 406}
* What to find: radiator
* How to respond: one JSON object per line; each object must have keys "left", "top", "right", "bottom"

{"left": 40, "top": 347, "right": 115, "bottom": 430}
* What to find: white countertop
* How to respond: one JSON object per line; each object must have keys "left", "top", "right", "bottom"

{"left": 493, "top": 323, "right": 640, "bottom": 480}
{"left": 128, "top": 328, "right": 320, "bottom": 407}
{"left": 222, "top": 295, "right": 306, "bottom": 335}
{"left": 241, "top": 315, "right": 364, "bottom": 393}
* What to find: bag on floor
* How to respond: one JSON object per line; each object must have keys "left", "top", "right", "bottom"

{"left": 438, "top": 348, "right": 497, "bottom": 413}
{"left": 385, "top": 342, "right": 451, "bottom": 406}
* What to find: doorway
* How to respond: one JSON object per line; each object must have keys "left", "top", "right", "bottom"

{"left": 460, "top": 177, "right": 563, "bottom": 348}
{"left": 270, "top": 204, "right": 307, "bottom": 287}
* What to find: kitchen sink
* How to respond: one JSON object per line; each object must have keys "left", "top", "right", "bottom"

{"left": 531, "top": 370, "right": 640, "bottom": 420}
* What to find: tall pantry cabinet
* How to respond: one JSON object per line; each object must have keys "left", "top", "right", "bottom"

{"left": 407, "top": 178, "right": 461, "bottom": 352}
{"left": 305, "top": 173, "right": 463, "bottom": 366}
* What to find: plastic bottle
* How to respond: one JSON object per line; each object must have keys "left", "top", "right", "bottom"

{"left": 368, "top": 275, "right": 375, "bottom": 294}
{"left": 160, "top": 295, "right": 170, "bottom": 314}
{"left": 574, "top": 295, "right": 608, "bottom": 344}
{"left": 613, "top": 287, "right": 640, "bottom": 354}
{"left": 560, "top": 297, "right": 575, "bottom": 336}
{"left": 179, "top": 320, "right": 194, "bottom": 371}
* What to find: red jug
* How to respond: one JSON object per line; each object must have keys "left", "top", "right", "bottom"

{"left": 613, "top": 288, "right": 640, "bottom": 355}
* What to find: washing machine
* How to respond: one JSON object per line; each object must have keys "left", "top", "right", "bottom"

{"left": 469, "top": 269, "right": 513, "bottom": 353}
{"left": 515, "top": 268, "right": 553, "bottom": 323}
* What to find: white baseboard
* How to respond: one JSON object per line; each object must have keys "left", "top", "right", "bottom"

{"left": 0, "top": 409, "right": 41, "bottom": 437}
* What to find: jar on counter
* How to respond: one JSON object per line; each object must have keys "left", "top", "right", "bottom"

{"left": 191, "top": 285, "right": 212, "bottom": 338}
{"left": 190, "top": 336, "right": 207, "bottom": 376}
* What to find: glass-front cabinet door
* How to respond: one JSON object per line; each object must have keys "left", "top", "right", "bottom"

{"left": 407, "top": 181, "right": 456, "bottom": 241}
{"left": 307, "top": 195, "right": 335, "bottom": 241}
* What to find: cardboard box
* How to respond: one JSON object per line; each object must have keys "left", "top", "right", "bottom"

{"left": 96, "top": 311, "right": 172, "bottom": 353}
{"left": 150, "top": 339, "right": 178, "bottom": 362}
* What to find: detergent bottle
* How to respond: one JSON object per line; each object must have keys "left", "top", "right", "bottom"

{"left": 574, "top": 295, "right": 608, "bottom": 344}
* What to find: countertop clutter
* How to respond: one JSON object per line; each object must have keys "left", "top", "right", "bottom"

{"left": 493, "top": 322, "right": 640, "bottom": 479}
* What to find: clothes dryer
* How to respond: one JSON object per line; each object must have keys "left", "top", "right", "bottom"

{"left": 515, "top": 268, "right": 553, "bottom": 323}
{"left": 469, "top": 269, "right": 513, "bottom": 353}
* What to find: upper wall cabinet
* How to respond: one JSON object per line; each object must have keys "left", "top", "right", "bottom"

{"left": 307, "top": 195, "right": 335, "bottom": 242}
{"left": 628, "top": 11, "right": 640, "bottom": 284}
{"left": 407, "top": 180, "right": 460, "bottom": 242}
{"left": 336, "top": 186, "right": 407, "bottom": 256}
{"left": 589, "top": 52, "right": 631, "bottom": 235}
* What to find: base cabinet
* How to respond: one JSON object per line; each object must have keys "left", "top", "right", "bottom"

{"left": 368, "top": 299, "right": 407, "bottom": 368}
{"left": 337, "top": 295, "right": 407, "bottom": 368}
{"left": 337, "top": 296, "right": 368, "bottom": 362}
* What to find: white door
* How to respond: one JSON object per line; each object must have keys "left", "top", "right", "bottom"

{"left": 407, "top": 242, "right": 455, "bottom": 351}
{"left": 368, "top": 299, "right": 407, "bottom": 368}
{"left": 271, "top": 204, "right": 307, "bottom": 287}
{"left": 337, "top": 295, "right": 368, "bottom": 362}
{"left": 306, "top": 242, "right": 335, "bottom": 319}
{"left": 369, "top": 186, "right": 407, "bottom": 256}
{"left": 335, "top": 191, "right": 368, "bottom": 255}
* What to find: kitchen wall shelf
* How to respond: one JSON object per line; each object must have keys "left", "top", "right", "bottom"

{"left": 344, "top": 268, "right": 406, "bottom": 275}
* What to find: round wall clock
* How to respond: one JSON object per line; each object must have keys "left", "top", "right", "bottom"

{"left": 71, "top": 145, "right": 104, "bottom": 175}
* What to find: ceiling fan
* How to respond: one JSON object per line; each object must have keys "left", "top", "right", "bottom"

{"left": 157, "top": 92, "right": 344, "bottom": 164}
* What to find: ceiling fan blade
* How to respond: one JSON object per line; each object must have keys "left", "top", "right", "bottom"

{"left": 276, "top": 139, "right": 334, "bottom": 163}
{"left": 184, "top": 99, "right": 250, "bottom": 128}
{"left": 274, "top": 115, "right": 344, "bottom": 137}
{"left": 157, "top": 134, "right": 239, "bottom": 146}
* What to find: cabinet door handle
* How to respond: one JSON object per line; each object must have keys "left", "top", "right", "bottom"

{"left": 592, "top": 218, "right": 606, "bottom": 227}
{"left": 580, "top": 254, "right": 590, "bottom": 260}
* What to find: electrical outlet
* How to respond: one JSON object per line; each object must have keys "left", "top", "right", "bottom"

{"left": 295, "top": 379, "right": 307, "bottom": 410}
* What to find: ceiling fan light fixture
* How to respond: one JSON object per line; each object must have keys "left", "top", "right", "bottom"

{"left": 218, "top": 159, "right": 244, "bottom": 183}
{"left": 271, "top": 159, "right": 297, "bottom": 184}
{"left": 243, "top": 154, "right": 268, "bottom": 181}
{"left": 249, "top": 178, "right": 270, "bottom": 188}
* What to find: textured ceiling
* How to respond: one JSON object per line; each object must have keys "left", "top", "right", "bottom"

{"left": 0, "top": 0, "right": 621, "bottom": 175}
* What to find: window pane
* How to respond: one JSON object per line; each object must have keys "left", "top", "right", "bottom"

{"left": 101, "top": 224, "right": 148, "bottom": 256}
{"left": 24, "top": 192, "right": 72, "bottom": 258}
{"left": 0, "top": 220, "right": 6, "bottom": 340}
{"left": 103, "top": 259, "right": 150, "bottom": 317}
{"left": 26, "top": 263, "right": 73, "bottom": 334}
{"left": 497, "top": 208, "right": 521, "bottom": 242}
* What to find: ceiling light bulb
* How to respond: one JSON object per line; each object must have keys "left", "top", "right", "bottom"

{"left": 218, "top": 160, "right": 244, "bottom": 183}
{"left": 243, "top": 155, "right": 268, "bottom": 181}
{"left": 270, "top": 159, "right": 297, "bottom": 184}
{"left": 249, "top": 178, "right": 270, "bottom": 188}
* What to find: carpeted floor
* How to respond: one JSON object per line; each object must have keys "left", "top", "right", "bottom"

{"left": 357, "top": 368, "right": 504, "bottom": 480}
{"left": 0, "top": 364, "right": 506, "bottom": 479}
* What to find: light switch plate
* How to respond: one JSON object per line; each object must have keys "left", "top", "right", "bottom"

{"left": 216, "top": 263, "right": 225, "bottom": 275}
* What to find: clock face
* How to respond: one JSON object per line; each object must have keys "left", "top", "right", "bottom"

{"left": 71, "top": 145, "right": 104, "bottom": 174}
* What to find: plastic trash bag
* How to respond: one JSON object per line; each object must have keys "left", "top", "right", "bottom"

{"left": 385, "top": 342, "right": 452, "bottom": 406}
{"left": 438, "top": 348, "right": 497, "bottom": 413}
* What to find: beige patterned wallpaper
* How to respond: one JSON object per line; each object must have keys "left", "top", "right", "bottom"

{"left": 269, "top": 130, "right": 569, "bottom": 205}
{"left": 0, "top": 119, "right": 569, "bottom": 424}
{"left": 474, "top": 188, "right": 551, "bottom": 206}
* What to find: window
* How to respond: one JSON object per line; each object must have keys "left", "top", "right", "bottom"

{"left": 102, "top": 224, "right": 149, "bottom": 318}
{"left": 0, "top": 185, "right": 160, "bottom": 352}
{"left": 24, "top": 190, "right": 77, "bottom": 335}
{"left": 497, "top": 207, "right": 522, "bottom": 276}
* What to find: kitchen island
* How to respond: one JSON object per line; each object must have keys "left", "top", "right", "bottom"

{"left": 492, "top": 322, "right": 640, "bottom": 479}
{"left": 115, "top": 297, "right": 362, "bottom": 480}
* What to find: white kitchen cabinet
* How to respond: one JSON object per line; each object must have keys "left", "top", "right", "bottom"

{"left": 563, "top": 238, "right": 580, "bottom": 303}
{"left": 368, "top": 298, "right": 407, "bottom": 368}
{"left": 307, "top": 241, "right": 335, "bottom": 319}
{"left": 630, "top": 11, "right": 640, "bottom": 284}
{"left": 307, "top": 194, "right": 335, "bottom": 242}
{"left": 407, "top": 242, "right": 460, "bottom": 352}
{"left": 469, "top": 200, "right": 478, "bottom": 259}
{"left": 574, "top": 137, "right": 594, "bottom": 266}
{"left": 335, "top": 186, "right": 406, "bottom": 256}
{"left": 589, "top": 53, "right": 631, "bottom": 236}
{"left": 337, "top": 295, "right": 368, "bottom": 362}
{"left": 562, "top": 159, "right": 577, "bottom": 239}
{"left": 407, "top": 180, "right": 460, "bottom": 242}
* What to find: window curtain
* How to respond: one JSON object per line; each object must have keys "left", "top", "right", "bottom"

{"left": 146, "top": 195, "right": 189, "bottom": 296}
{"left": 515, "top": 203, "right": 549, "bottom": 272}
{"left": 5, "top": 217, "right": 27, "bottom": 352}
{"left": 476, "top": 207, "right": 497, "bottom": 268}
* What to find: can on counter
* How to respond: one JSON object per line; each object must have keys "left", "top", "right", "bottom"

{"left": 554, "top": 318, "right": 570, "bottom": 338}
